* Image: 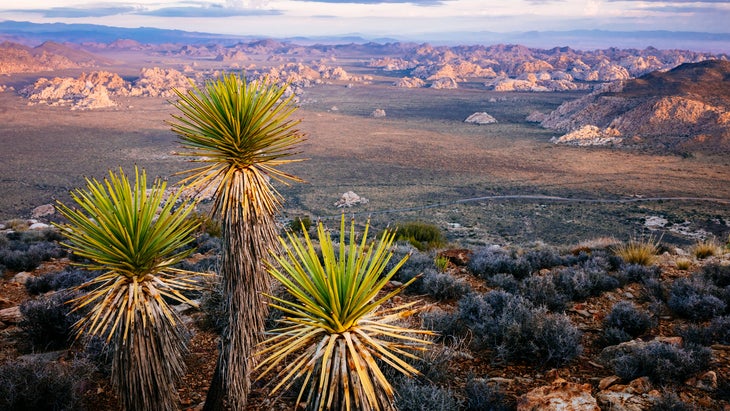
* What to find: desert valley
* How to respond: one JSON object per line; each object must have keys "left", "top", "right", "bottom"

{"left": 1, "top": 21, "right": 730, "bottom": 411}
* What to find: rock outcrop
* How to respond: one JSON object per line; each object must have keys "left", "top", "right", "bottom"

{"left": 543, "top": 60, "right": 730, "bottom": 152}
{"left": 334, "top": 191, "right": 369, "bottom": 208}
{"left": 19, "top": 67, "right": 195, "bottom": 109}
{"left": 465, "top": 112, "right": 498, "bottom": 124}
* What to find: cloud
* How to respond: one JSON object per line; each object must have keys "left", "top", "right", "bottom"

{"left": 290, "top": 0, "right": 448, "bottom": 5}
{"left": 15, "top": 6, "right": 137, "bottom": 18}
{"left": 139, "top": 6, "right": 281, "bottom": 17}
{"left": 607, "top": 0, "right": 728, "bottom": 2}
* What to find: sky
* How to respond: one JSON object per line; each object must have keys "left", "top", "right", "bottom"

{"left": 1, "top": 0, "right": 729, "bottom": 41}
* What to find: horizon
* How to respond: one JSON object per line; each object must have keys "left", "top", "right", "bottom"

{"left": 2, "top": 0, "right": 730, "bottom": 50}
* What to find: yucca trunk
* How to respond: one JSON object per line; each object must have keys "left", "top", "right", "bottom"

{"left": 114, "top": 309, "right": 189, "bottom": 411}
{"left": 204, "top": 178, "right": 279, "bottom": 411}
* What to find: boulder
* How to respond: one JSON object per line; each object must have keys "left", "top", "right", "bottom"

{"left": 334, "top": 191, "right": 369, "bottom": 208}
{"left": 0, "top": 306, "right": 22, "bottom": 324}
{"left": 11, "top": 271, "right": 32, "bottom": 285}
{"left": 31, "top": 204, "right": 55, "bottom": 219}
{"left": 370, "top": 108, "right": 386, "bottom": 118}
{"left": 465, "top": 112, "right": 498, "bottom": 125}
{"left": 517, "top": 377, "right": 599, "bottom": 411}
{"left": 429, "top": 77, "right": 458, "bottom": 89}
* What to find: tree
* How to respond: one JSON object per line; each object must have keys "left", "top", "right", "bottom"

{"left": 169, "top": 73, "right": 304, "bottom": 410}
{"left": 55, "top": 167, "right": 202, "bottom": 411}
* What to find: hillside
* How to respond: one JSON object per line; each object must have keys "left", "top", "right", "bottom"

{"left": 0, "top": 40, "right": 113, "bottom": 74}
{"left": 542, "top": 60, "right": 730, "bottom": 152}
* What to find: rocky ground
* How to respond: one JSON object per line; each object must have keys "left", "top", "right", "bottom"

{"left": 2, "top": 213, "right": 730, "bottom": 410}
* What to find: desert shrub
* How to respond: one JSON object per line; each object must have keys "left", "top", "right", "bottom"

{"left": 552, "top": 266, "right": 620, "bottom": 301}
{"left": 25, "top": 267, "right": 99, "bottom": 295}
{"left": 395, "top": 379, "right": 461, "bottom": 411}
{"left": 194, "top": 232, "right": 222, "bottom": 254}
{"left": 419, "top": 269, "right": 471, "bottom": 301}
{"left": 668, "top": 277, "right": 726, "bottom": 321}
{"left": 486, "top": 273, "right": 519, "bottom": 294}
{"left": 421, "top": 308, "right": 459, "bottom": 340}
{"left": 604, "top": 301, "right": 654, "bottom": 337}
{"left": 616, "top": 263, "right": 661, "bottom": 285}
{"left": 391, "top": 246, "right": 431, "bottom": 283}
{"left": 449, "top": 291, "right": 582, "bottom": 367}
{"left": 0, "top": 357, "right": 94, "bottom": 411}
{"left": 468, "top": 247, "right": 531, "bottom": 280}
{"left": 523, "top": 247, "right": 565, "bottom": 271}
{"left": 464, "top": 378, "right": 513, "bottom": 411}
{"left": 0, "top": 239, "right": 65, "bottom": 272}
{"left": 649, "top": 393, "right": 694, "bottom": 411}
{"left": 613, "top": 238, "right": 659, "bottom": 266}
{"left": 692, "top": 238, "right": 720, "bottom": 259}
{"left": 188, "top": 212, "right": 221, "bottom": 237}
{"left": 702, "top": 263, "right": 730, "bottom": 288}
{"left": 393, "top": 221, "right": 446, "bottom": 251}
{"left": 198, "top": 278, "right": 227, "bottom": 334}
{"left": 639, "top": 280, "right": 665, "bottom": 309}
{"left": 706, "top": 316, "right": 730, "bottom": 344}
{"left": 433, "top": 255, "right": 449, "bottom": 272}
{"left": 286, "top": 215, "right": 312, "bottom": 235}
{"left": 519, "top": 274, "right": 569, "bottom": 312}
{"left": 19, "top": 292, "right": 81, "bottom": 351}
{"left": 602, "top": 327, "right": 633, "bottom": 346}
{"left": 607, "top": 341, "right": 711, "bottom": 384}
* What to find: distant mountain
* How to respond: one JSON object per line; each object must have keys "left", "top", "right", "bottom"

{"left": 542, "top": 60, "right": 730, "bottom": 153}
{"left": 0, "top": 40, "right": 114, "bottom": 74}
{"left": 0, "top": 20, "right": 252, "bottom": 46}
{"left": 1, "top": 20, "right": 729, "bottom": 53}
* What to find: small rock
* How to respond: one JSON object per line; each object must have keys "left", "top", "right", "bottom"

{"left": 11, "top": 272, "right": 32, "bottom": 285}
{"left": 517, "top": 377, "right": 599, "bottom": 411}
{"left": 599, "top": 375, "right": 621, "bottom": 390}
{"left": 628, "top": 376, "right": 652, "bottom": 394}
{"left": 0, "top": 306, "right": 22, "bottom": 323}
{"left": 31, "top": 204, "right": 55, "bottom": 219}
{"left": 695, "top": 371, "right": 717, "bottom": 391}
{"left": 29, "top": 222, "right": 50, "bottom": 230}
{"left": 465, "top": 112, "right": 498, "bottom": 124}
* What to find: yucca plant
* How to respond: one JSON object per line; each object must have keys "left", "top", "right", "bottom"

{"left": 614, "top": 236, "right": 660, "bottom": 266}
{"left": 169, "top": 73, "right": 304, "bottom": 410}
{"left": 54, "top": 167, "right": 203, "bottom": 411}
{"left": 257, "top": 216, "right": 433, "bottom": 411}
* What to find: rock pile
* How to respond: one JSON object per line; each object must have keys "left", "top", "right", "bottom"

{"left": 18, "top": 67, "right": 195, "bottom": 109}
{"left": 334, "top": 191, "right": 369, "bottom": 208}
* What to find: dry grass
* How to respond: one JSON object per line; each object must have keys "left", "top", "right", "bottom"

{"left": 614, "top": 237, "right": 660, "bottom": 266}
{"left": 675, "top": 257, "right": 692, "bottom": 270}
{"left": 692, "top": 238, "right": 721, "bottom": 260}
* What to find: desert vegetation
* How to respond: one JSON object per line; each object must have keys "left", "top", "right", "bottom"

{"left": 1, "top": 29, "right": 730, "bottom": 411}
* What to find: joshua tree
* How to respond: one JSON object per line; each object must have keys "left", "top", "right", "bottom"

{"left": 55, "top": 167, "right": 202, "bottom": 411}
{"left": 169, "top": 73, "right": 304, "bottom": 410}
{"left": 257, "top": 216, "right": 433, "bottom": 410}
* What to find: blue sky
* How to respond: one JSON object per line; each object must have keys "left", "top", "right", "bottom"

{"left": 2, "top": 1, "right": 729, "bottom": 40}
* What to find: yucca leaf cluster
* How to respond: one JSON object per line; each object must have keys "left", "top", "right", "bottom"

{"left": 257, "top": 216, "right": 433, "bottom": 411}
{"left": 55, "top": 167, "right": 203, "bottom": 411}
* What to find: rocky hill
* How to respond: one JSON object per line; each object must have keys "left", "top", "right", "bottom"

{"left": 0, "top": 41, "right": 113, "bottom": 74}
{"left": 19, "top": 68, "right": 194, "bottom": 109}
{"left": 541, "top": 60, "right": 730, "bottom": 152}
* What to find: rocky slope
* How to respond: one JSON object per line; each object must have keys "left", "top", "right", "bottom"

{"left": 541, "top": 60, "right": 730, "bottom": 151}
{"left": 19, "top": 67, "right": 194, "bottom": 109}
{"left": 0, "top": 41, "right": 113, "bottom": 74}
